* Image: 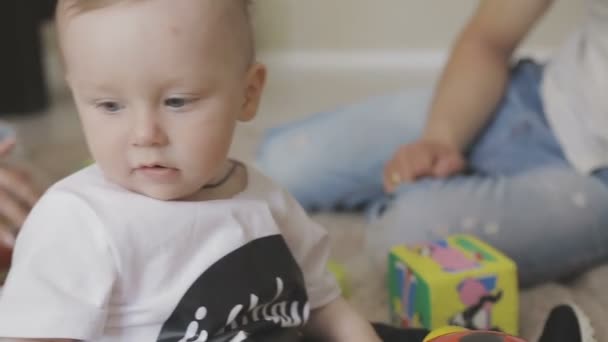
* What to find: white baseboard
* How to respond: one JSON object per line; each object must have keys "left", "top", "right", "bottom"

{"left": 258, "top": 48, "right": 552, "bottom": 71}
{"left": 259, "top": 50, "right": 448, "bottom": 71}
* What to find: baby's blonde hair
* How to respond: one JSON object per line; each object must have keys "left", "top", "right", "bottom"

{"left": 59, "top": 0, "right": 140, "bottom": 13}
{"left": 56, "top": 0, "right": 255, "bottom": 66}
{"left": 58, "top": 0, "right": 251, "bottom": 18}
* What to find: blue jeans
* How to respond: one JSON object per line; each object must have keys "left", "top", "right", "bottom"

{"left": 257, "top": 61, "right": 608, "bottom": 287}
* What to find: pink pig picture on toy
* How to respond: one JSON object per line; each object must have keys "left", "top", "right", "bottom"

{"left": 450, "top": 277, "right": 503, "bottom": 331}
{"left": 416, "top": 240, "right": 481, "bottom": 273}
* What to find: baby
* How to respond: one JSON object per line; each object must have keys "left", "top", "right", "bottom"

{"left": 0, "top": 0, "right": 381, "bottom": 341}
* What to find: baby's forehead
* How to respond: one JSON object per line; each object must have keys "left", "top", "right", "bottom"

{"left": 57, "top": 0, "right": 253, "bottom": 69}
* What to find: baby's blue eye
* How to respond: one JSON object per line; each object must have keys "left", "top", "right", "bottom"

{"left": 96, "top": 101, "right": 123, "bottom": 113}
{"left": 165, "top": 97, "right": 188, "bottom": 108}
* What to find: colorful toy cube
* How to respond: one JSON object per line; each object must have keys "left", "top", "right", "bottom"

{"left": 388, "top": 235, "right": 518, "bottom": 335}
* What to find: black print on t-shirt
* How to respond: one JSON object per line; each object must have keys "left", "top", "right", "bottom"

{"left": 156, "top": 235, "right": 310, "bottom": 342}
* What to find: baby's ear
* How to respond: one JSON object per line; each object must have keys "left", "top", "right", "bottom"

{"left": 239, "top": 62, "right": 266, "bottom": 122}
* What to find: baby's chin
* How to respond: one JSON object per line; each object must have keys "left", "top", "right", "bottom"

{"left": 100, "top": 168, "right": 203, "bottom": 201}
{"left": 119, "top": 180, "right": 197, "bottom": 201}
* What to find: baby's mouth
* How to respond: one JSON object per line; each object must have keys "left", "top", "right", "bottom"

{"left": 137, "top": 162, "right": 174, "bottom": 169}
{"left": 135, "top": 163, "right": 178, "bottom": 173}
{"left": 140, "top": 164, "right": 168, "bottom": 170}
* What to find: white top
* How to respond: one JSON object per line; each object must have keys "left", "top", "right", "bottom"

{"left": 542, "top": 0, "right": 608, "bottom": 173}
{"left": 0, "top": 164, "right": 339, "bottom": 341}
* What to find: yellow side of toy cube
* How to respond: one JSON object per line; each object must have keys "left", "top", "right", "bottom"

{"left": 391, "top": 245, "right": 450, "bottom": 282}
{"left": 429, "top": 270, "right": 518, "bottom": 335}
{"left": 431, "top": 279, "right": 461, "bottom": 328}
{"left": 442, "top": 236, "right": 518, "bottom": 335}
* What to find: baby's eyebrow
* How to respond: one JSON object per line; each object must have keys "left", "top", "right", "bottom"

{"left": 73, "top": 80, "right": 118, "bottom": 94}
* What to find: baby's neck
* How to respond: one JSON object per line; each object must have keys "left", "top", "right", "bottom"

{"left": 182, "top": 160, "right": 248, "bottom": 202}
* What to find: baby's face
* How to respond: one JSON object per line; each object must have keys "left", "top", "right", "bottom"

{"left": 60, "top": 0, "right": 264, "bottom": 200}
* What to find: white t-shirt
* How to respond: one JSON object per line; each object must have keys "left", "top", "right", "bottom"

{"left": 541, "top": 0, "right": 608, "bottom": 173}
{"left": 0, "top": 164, "right": 340, "bottom": 341}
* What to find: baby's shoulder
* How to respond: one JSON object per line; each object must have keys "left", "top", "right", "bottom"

{"left": 239, "top": 164, "right": 289, "bottom": 204}
{"left": 49, "top": 164, "right": 126, "bottom": 200}
{"left": 32, "top": 165, "right": 140, "bottom": 233}
{"left": 237, "top": 164, "right": 304, "bottom": 223}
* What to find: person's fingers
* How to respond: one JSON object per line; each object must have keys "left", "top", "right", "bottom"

{"left": 383, "top": 155, "right": 410, "bottom": 193}
{"left": 383, "top": 148, "right": 418, "bottom": 193}
{"left": 409, "top": 146, "right": 435, "bottom": 178}
{"left": 433, "top": 152, "right": 467, "bottom": 178}
{"left": 0, "top": 139, "right": 15, "bottom": 157}
{"left": 0, "top": 167, "right": 40, "bottom": 207}
{"left": 383, "top": 141, "right": 464, "bottom": 193}
{"left": 395, "top": 153, "right": 417, "bottom": 183}
{"left": 0, "top": 225, "right": 15, "bottom": 248}
{"left": 0, "top": 189, "right": 29, "bottom": 231}
{"left": 383, "top": 159, "right": 399, "bottom": 193}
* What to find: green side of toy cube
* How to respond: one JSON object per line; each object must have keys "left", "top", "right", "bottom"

{"left": 388, "top": 251, "right": 432, "bottom": 329}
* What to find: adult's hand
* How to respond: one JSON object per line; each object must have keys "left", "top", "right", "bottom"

{"left": 383, "top": 139, "right": 466, "bottom": 193}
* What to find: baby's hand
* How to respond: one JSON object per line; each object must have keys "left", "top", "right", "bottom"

{"left": 0, "top": 139, "right": 40, "bottom": 248}
{"left": 383, "top": 139, "right": 466, "bottom": 193}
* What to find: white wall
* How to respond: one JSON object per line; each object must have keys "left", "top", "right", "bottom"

{"left": 253, "top": 0, "right": 584, "bottom": 54}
